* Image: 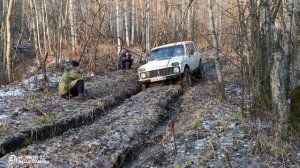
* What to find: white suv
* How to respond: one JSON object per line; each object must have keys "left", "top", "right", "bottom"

{"left": 138, "top": 41, "right": 205, "bottom": 89}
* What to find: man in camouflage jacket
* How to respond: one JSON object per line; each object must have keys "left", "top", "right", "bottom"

{"left": 59, "top": 60, "right": 94, "bottom": 100}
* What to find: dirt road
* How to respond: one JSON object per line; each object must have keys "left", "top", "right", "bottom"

{"left": 1, "top": 61, "right": 299, "bottom": 167}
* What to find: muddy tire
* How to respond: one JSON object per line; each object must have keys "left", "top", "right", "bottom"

{"left": 140, "top": 83, "right": 149, "bottom": 91}
{"left": 181, "top": 67, "right": 193, "bottom": 88}
{"left": 196, "top": 60, "right": 205, "bottom": 80}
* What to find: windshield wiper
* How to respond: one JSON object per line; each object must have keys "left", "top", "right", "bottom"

{"left": 158, "top": 57, "right": 171, "bottom": 60}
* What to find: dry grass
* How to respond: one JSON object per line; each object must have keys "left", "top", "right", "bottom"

{"left": 253, "top": 131, "right": 300, "bottom": 166}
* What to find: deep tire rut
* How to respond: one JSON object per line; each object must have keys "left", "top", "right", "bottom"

{"left": 0, "top": 85, "right": 183, "bottom": 167}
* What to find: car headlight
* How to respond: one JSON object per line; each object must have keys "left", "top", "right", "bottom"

{"left": 139, "top": 68, "right": 145, "bottom": 72}
{"left": 140, "top": 73, "right": 146, "bottom": 79}
{"left": 173, "top": 67, "right": 180, "bottom": 73}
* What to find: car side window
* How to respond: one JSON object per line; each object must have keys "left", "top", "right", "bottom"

{"left": 185, "top": 44, "right": 194, "bottom": 55}
{"left": 193, "top": 43, "right": 199, "bottom": 52}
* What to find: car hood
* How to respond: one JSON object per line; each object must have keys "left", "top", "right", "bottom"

{"left": 140, "top": 57, "right": 182, "bottom": 71}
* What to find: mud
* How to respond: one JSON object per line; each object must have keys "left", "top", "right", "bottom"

{"left": 0, "top": 85, "right": 182, "bottom": 167}
{"left": 0, "top": 71, "right": 139, "bottom": 157}
{"left": 0, "top": 59, "right": 299, "bottom": 167}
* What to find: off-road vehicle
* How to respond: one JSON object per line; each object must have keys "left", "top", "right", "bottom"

{"left": 138, "top": 41, "right": 205, "bottom": 90}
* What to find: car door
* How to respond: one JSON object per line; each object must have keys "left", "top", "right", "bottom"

{"left": 192, "top": 43, "right": 201, "bottom": 68}
{"left": 185, "top": 43, "right": 197, "bottom": 72}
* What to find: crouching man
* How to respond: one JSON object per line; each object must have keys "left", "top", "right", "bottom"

{"left": 118, "top": 50, "right": 134, "bottom": 69}
{"left": 59, "top": 60, "right": 95, "bottom": 100}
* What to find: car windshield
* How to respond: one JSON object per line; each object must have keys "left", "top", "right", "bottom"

{"left": 148, "top": 44, "right": 184, "bottom": 61}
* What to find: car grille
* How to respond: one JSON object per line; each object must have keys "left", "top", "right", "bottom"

{"left": 147, "top": 67, "right": 174, "bottom": 78}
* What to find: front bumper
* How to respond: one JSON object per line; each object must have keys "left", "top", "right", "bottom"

{"left": 139, "top": 74, "right": 181, "bottom": 84}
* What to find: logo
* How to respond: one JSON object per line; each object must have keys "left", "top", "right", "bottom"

{"left": 8, "top": 155, "right": 18, "bottom": 164}
{"left": 7, "top": 154, "right": 49, "bottom": 164}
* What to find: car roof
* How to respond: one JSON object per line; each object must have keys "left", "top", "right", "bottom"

{"left": 151, "top": 41, "right": 194, "bottom": 51}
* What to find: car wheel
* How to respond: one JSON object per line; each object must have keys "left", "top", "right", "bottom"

{"left": 140, "top": 83, "right": 149, "bottom": 91}
{"left": 181, "top": 67, "right": 193, "bottom": 88}
{"left": 197, "top": 60, "right": 205, "bottom": 79}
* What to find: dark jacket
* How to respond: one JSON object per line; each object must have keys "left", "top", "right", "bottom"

{"left": 118, "top": 52, "right": 133, "bottom": 69}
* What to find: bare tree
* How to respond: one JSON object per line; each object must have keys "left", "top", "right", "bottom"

{"left": 145, "top": 0, "right": 150, "bottom": 53}
{"left": 29, "top": 0, "right": 41, "bottom": 68}
{"left": 1, "top": 1, "right": 7, "bottom": 74}
{"left": 188, "top": 0, "right": 195, "bottom": 40}
{"left": 116, "top": 0, "right": 121, "bottom": 54}
{"left": 69, "top": 0, "right": 77, "bottom": 53}
{"left": 5, "top": 0, "right": 13, "bottom": 82}
{"left": 124, "top": 0, "right": 130, "bottom": 46}
{"left": 294, "top": 0, "right": 300, "bottom": 87}
{"left": 272, "top": 0, "right": 293, "bottom": 141}
{"left": 207, "top": 0, "right": 225, "bottom": 99}
{"left": 131, "top": 0, "right": 135, "bottom": 45}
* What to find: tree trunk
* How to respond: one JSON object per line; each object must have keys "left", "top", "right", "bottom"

{"left": 145, "top": 0, "right": 150, "bottom": 53}
{"left": 294, "top": 0, "right": 300, "bottom": 87}
{"left": 208, "top": 0, "right": 225, "bottom": 99}
{"left": 33, "top": 0, "right": 44, "bottom": 61}
{"left": 43, "top": 0, "right": 51, "bottom": 54}
{"left": 116, "top": 0, "right": 121, "bottom": 54}
{"left": 273, "top": 0, "right": 293, "bottom": 141}
{"left": 188, "top": 0, "right": 194, "bottom": 40}
{"left": 131, "top": 0, "right": 135, "bottom": 45}
{"left": 69, "top": 0, "right": 77, "bottom": 53}
{"left": 1, "top": 1, "right": 6, "bottom": 73}
{"left": 124, "top": 0, "right": 130, "bottom": 46}
{"left": 260, "top": 0, "right": 272, "bottom": 106}
{"left": 171, "top": 2, "right": 176, "bottom": 40}
{"left": 217, "top": 0, "right": 222, "bottom": 43}
{"left": 30, "top": 0, "right": 41, "bottom": 68}
{"left": 41, "top": 0, "right": 47, "bottom": 52}
{"left": 6, "top": 0, "right": 13, "bottom": 83}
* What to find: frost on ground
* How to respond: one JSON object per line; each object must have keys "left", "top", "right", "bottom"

{"left": 0, "top": 85, "right": 182, "bottom": 167}
{"left": 0, "top": 71, "right": 138, "bottom": 140}
{"left": 0, "top": 60, "right": 299, "bottom": 167}
{"left": 127, "top": 64, "right": 300, "bottom": 167}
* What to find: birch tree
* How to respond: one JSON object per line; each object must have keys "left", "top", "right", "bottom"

{"left": 69, "top": 0, "right": 77, "bottom": 53}
{"left": 131, "top": 0, "right": 135, "bottom": 45}
{"left": 6, "top": 0, "right": 13, "bottom": 82}
{"left": 208, "top": 0, "right": 225, "bottom": 99}
{"left": 1, "top": 1, "right": 6, "bottom": 73}
{"left": 43, "top": 0, "right": 51, "bottom": 54}
{"left": 34, "top": 0, "right": 44, "bottom": 61}
{"left": 29, "top": 0, "right": 41, "bottom": 67}
{"left": 116, "top": 0, "right": 121, "bottom": 54}
{"left": 272, "top": 0, "right": 293, "bottom": 141}
{"left": 145, "top": 0, "right": 150, "bottom": 53}
{"left": 124, "top": 0, "right": 130, "bottom": 46}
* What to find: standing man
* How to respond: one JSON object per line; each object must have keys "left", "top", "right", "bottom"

{"left": 59, "top": 60, "right": 95, "bottom": 100}
{"left": 118, "top": 50, "right": 134, "bottom": 69}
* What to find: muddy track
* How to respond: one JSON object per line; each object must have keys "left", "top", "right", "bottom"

{"left": 0, "top": 87, "right": 139, "bottom": 158}
{"left": 0, "top": 60, "right": 217, "bottom": 167}
{"left": 0, "top": 74, "right": 140, "bottom": 158}
{"left": 122, "top": 94, "right": 184, "bottom": 168}
{"left": 120, "top": 60, "right": 219, "bottom": 167}
{"left": 0, "top": 85, "right": 183, "bottom": 167}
